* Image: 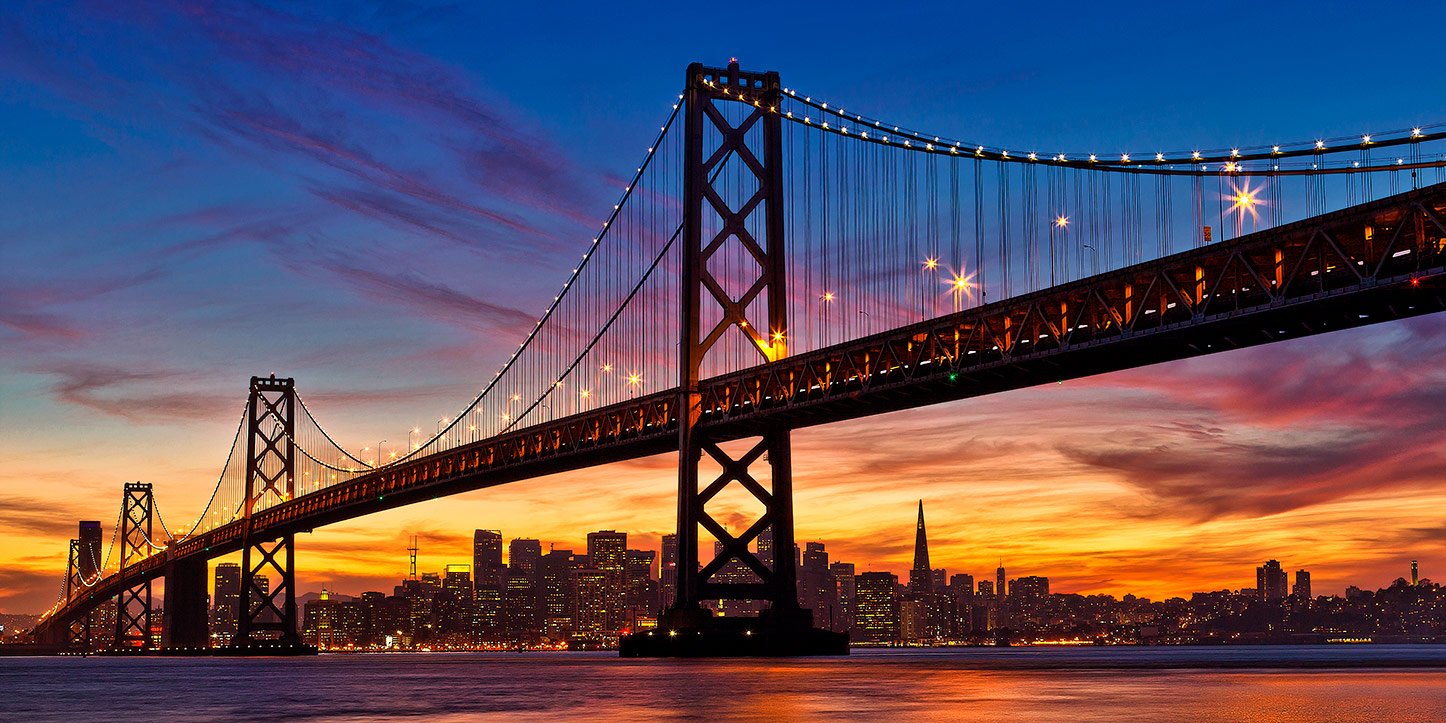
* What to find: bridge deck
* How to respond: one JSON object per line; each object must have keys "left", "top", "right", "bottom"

{"left": 41, "top": 184, "right": 1446, "bottom": 634}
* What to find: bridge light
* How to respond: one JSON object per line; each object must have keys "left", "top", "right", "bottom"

{"left": 1088, "top": 154, "right": 1097, "bottom": 162}
{"left": 1412, "top": 127, "right": 1423, "bottom": 138}
{"left": 1120, "top": 153, "right": 1129, "bottom": 162}
{"left": 1411, "top": 277, "right": 1421, "bottom": 287}
{"left": 822, "top": 291, "right": 835, "bottom": 302}
{"left": 628, "top": 374, "right": 642, "bottom": 386}
{"left": 1055, "top": 216, "right": 1069, "bottom": 228}
{"left": 1191, "top": 151, "right": 1202, "bottom": 160}
{"left": 924, "top": 257, "right": 938, "bottom": 269}
{"left": 1272, "top": 145, "right": 1281, "bottom": 153}
{"left": 1156, "top": 153, "right": 1165, "bottom": 162}
{"left": 1315, "top": 140, "right": 1326, "bottom": 149}
{"left": 602, "top": 364, "right": 612, "bottom": 372}
{"left": 1362, "top": 134, "right": 1372, "bottom": 144}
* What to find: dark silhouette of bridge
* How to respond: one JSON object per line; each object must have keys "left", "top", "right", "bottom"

{"left": 31, "top": 62, "right": 1446, "bottom": 655}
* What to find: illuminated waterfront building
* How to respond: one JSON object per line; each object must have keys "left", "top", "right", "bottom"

{"left": 539, "top": 549, "right": 576, "bottom": 640}
{"left": 473, "top": 530, "right": 504, "bottom": 632}
{"left": 212, "top": 562, "right": 241, "bottom": 645}
{"left": 830, "top": 561, "right": 856, "bottom": 632}
{"left": 660, "top": 534, "right": 678, "bottom": 610}
{"left": 587, "top": 531, "right": 627, "bottom": 633}
{"left": 854, "top": 571, "right": 899, "bottom": 643}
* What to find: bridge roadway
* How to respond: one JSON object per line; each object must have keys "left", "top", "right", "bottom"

{"left": 41, "top": 184, "right": 1446, "bottom": 633}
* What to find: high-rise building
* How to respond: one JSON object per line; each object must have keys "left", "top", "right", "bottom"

{"left": 574, "top": 567, "right": 608, "bottom": 638}
{"left": 77, "top": 521, "right": 102, "bottom": 580}
{"left": 473, "top": 530, "right": 504, "bottom": 632}
{"left": 756, "top": 525, "right": 774, "bottom": 570}
{"left": 624, "top": 549, "right": 659, "bottom": 630}
{"left": 799, "top": 542, "right": 837, "bottom": 630}
{"left": 947, "top": 573, "right": 974, "bottom": 636}
{"left": 996, "top": 561, "right": 1006, "bottom": 605}
{"left": 908, "top": 501, "right": 933, "bottom": 597}
{"left": 212, "top": 562, "right": 242, "bottom": 645}
{"left": 503, "top": 566, "right": 538, "bottom": 638}
{"left": 1292, "top": 570, "right": 1311, "bottom": 601}
{"left": 977, "top": 579, "right": 996, "bottom": 630}
{"left": 854, "top": 571, "right": 899, "bottom": 643}
{"left": 435, "top": 564, "right": 474, "bottom": 644}
{"left": 509, "top": 539, "right": 543, "bottom": 583}
{"left": 539, "top": 549, "right": 576, "bottom": 640}
{"left": 1412, "top": 560, "right": 1419, "bottom": 585}
{"left": 1256, "top": 560, "right": 1288, "bottom": 601}
{"left": 830, "top": 561, "right": 856, "bottom": 633}
{"left": 660, "top": 534, "right": 678, "bottom": 610}
{"left": 587, "top": 531, "right": 627, "bottom": 633}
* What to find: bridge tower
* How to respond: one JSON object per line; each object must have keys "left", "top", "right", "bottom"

{"left": 629, "top": 61, "right": 845, "bottom": 655}
{"left": 115, "top": 482, "right": 154, "bottom": 649}
{"left": 234, "top": 374, "right": 301, "bottom": 649}
{"left": 63, "top": 539, "right": 89, "bottom": 648}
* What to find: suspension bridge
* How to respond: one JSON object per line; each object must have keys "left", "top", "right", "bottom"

{"left": 28, "top": 62, "right": 1446, "bottom": 655}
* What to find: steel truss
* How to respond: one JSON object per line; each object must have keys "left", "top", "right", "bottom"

{"left": 115, "top": 482, "right": 153, "bottom": 649}
{"left": 672, "top": 61, "right": 802, "bottom": 618}
{"left": 235, "top": 375, "right": 301, "bottom": 647}
{"left": 63, "top": 540, "right": 88, "bottom": 647}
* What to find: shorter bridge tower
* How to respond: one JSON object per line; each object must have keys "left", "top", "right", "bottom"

{"left": 115, "top": 482, "right": 154, "bottom": 649}
{"left": 63, "top": 539, "right": 89, "bottom": 648}
{"left": 234, "top": 375, "right": 301, "bottom": 649}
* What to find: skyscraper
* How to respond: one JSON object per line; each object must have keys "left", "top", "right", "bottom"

{"left": 996, "top": 561, "right": 1006, "bottom": 605}
{"left": 854, "top": 571, "right": 899, "bottom": 643}
{"left": 539, "top": 549, "right": 576, "bottom": 640}
{"left": 473, "top": 530, "right": 504, "bottom": 633}
{"left": 77, "top": 521, "right": 102, "bottom": 580}
{"left": 830, "top": 561, "right": 855, "bottom": 633}
{"left": 1412, "top": 560, "right": 1419, "bottom": 585}
{"left": 473, "top": 530, "right": 504, "bottom": 588}
{"left": 212, "top": 562, "right": 242, "bottom": 645}
{"left": 799, "top": 542, "right": 837, "bottom": 630}
{"left": 907, "top": 501, "right": 933, "bottom": 597}
{"left": 1293, "top": 570, "right": 1311, "bottom": 601}
{"left": 660, "top": 534, "right": 678, "bottom": 610}
{"left": 1256, "top": 560, "right": 1288, "bottom": 601}
{"left": 587, "top": 531, "right": 627, "bottom": 633}
{"left": 509, "top": 538, "right": 542, "bottom": 583}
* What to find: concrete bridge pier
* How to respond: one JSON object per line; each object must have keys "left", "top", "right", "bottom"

{"left": 162, "top": 557, "right": 209, "bottom": 649}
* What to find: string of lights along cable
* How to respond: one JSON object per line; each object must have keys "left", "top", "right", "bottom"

{"left": 38, "top": 66, "right": 1446, "bottom": 626}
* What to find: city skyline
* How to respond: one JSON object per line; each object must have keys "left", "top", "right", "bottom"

{"left": 211, "top": 506, "right": 1433, "bottom": 614}
{"left": 5, "top": 0, "right": 1446, "bottom": 618}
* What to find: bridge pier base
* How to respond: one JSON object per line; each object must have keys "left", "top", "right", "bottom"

{"left": 162, "top": 557, "right": 209, "bottom": 650}
{"left": 621, "top": 609, "right": 848, "bottom": 657}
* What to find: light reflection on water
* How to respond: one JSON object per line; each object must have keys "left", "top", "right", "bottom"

{"left": 6, "top": 646, "right": 1446, "bottom": 722}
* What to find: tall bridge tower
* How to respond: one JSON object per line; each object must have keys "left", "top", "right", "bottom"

{"left": 115, "top": 482, "right": 154, "bottom": 649}
{"left": 234, "top": 374, "right": 301, "bottom": 648}
{"left": 634, "top": 61, "right": 847, "bottom": 655}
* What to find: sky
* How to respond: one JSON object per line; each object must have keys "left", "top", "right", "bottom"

{"left": 3, "top": 0, "right": 1446, "bottom": 614}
